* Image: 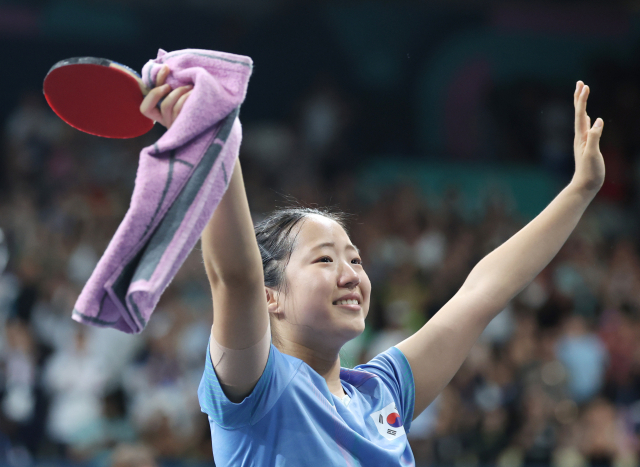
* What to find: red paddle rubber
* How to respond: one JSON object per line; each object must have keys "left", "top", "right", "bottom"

{"left": 43, "top": 59, "right": 154, "bottom": 139}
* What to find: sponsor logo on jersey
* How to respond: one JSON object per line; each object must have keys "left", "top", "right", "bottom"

{"left": 370, "top": 402, "right": 406, "bottom": 440}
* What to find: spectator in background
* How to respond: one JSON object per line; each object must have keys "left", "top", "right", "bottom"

{"left": 43, "top": 326, "right": 107, "bottom": 452}
{"left": 556, "top": 315, "right": 608, "bottom": 404}
{"left": 3, "top": 90, "right": 65, "bottom": 195}
{"left": 0, "top": 319, "right": 41, "bottom": 456}
{"left": 68, "top": 388, "right": 136, "bottom": 460}
{"left": 579, "top": 398, "right": 637, "bottom": 467}
{"left": 110, "top": 443, "right": 157, "bottom": 467}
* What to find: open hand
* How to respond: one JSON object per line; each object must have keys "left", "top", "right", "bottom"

{"left": 139, "top": 65, "right": 193, "bottom": 129}
{"left": 572, "top": 81, "right": 605, "bottom": 193}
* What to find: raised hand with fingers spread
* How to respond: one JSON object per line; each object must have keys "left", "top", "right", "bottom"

{"left": 572, "top": 81, "right": 605, "bottom": 193}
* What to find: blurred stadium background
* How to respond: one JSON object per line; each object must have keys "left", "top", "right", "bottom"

{"left": 1, "top": 1, "right": 640, "bottom": 466}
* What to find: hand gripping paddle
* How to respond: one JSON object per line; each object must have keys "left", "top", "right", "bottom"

{"left": 43, "top": 57, "right": 156, "bottom": 139}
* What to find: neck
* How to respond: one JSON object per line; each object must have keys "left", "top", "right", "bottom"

{"left": 277, "top": 337, "right": 344, "bottom": 397}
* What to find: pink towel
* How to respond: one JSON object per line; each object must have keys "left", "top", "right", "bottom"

{"left": 72, "top": 48, "right": 253, "bottom": 333}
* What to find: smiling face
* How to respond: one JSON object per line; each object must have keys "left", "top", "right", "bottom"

{"left": 268, "top": 214, "right": 371, "bottom": 352}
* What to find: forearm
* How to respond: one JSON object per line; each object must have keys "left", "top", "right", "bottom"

{"left": 202, "top": 158, "right": 268, "bottom": 353}
{"left": 201, "top": 158, "right": 263, "bottom": 286}
{"left": 463, "top": 181, "right": 597, "bottom": 311}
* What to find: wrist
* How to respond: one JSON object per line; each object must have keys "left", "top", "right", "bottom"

{"left": 568, "top": 177, "right": 601, "bottom": 201}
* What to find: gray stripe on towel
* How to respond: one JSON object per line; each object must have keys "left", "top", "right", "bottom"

{"left": 127, "top": 295, "right": 146, "bottom": 330}
{"left": 175, "top": 159, "right": 194, "bottom": 168}
{"left": 110, "top": 107, "right": 239, "bottom": 327}
{"left": 112, "top": 248, "right": 145, "bottom": 330}
{"left": 142, "top": 150, "right": 176, "bottom": 239}
{"left": 73, "top": 309, "right": 119, "bottom": 326}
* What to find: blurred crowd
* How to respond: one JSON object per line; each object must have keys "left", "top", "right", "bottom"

{"left": 1, "top": 58, "right": 640, "bottom": 467}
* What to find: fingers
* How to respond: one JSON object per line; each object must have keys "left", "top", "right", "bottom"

{"left": 140, "top": 83, "right": 171, "bottom": 122}
{"left": 173, "top": 90, "right": 192, "bottom": 122}
{"left": 139, "top": 64, "right": 193, "bottom": 128}
{"left": 574, "top": 82, "right": 590, "bottom": 142}
{"left": 140, "top": 84, "right": 171, "bottom": 121}
{"left": 140, "top": 65, "right": 170, "bottom": 121}
{"left": 585, "top": 118, "right": 604, "bottom": 153}
{"left": 574, "top": 81, "right": 583, "bottom": 107}
{"left": 160, "top": 86, "right": 193, "bottom": 125}
{"left": 155, "top": 65, "right": 170, "bottom": 87}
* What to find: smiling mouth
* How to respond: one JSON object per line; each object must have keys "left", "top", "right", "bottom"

{"left": 333, "top": 299, "right": 360, "bottom": 306}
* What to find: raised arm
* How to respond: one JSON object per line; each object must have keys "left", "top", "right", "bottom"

{"left": 396, "top": 81, "right": 605, "bottom": 417}
{"left": 201, "top": 159, "right": 268, "bottom": 352}
{"left": 141, "top": 66, "right": 269, "bottom": 402}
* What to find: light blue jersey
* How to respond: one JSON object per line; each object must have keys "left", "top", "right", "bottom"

{"left": 198, "top": 342, "right": 416, "bottom": 466}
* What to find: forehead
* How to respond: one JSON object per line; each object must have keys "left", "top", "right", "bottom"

{"left": 293, "top": 215, "right": 351, "bottom": 250}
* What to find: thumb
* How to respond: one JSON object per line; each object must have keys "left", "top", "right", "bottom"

{"left": 586, "top": 118, "right": 604, "bottom": 153}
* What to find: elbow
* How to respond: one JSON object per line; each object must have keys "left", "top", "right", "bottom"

{"left": 456, "top": 284, "right": 510, "bottom": 326}
{"left": 461, "top": 265, "right": 521, "bottom": 312}
{"left": 206, "top": 260, "right": 264, "bottom": 290}
{"left": 222, "top": 268, "right": 265, "bottom": 289}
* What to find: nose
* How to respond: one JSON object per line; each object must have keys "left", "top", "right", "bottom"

{"left": 338, "top": 261, "right": 360, "bottom": 289}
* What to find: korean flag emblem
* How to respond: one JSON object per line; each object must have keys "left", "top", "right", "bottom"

{"left": 370, "top": 402, "right": 405, "bottom": 441}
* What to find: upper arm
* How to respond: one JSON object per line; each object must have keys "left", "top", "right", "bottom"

{"left": 395, "top": 289, "right": 496, "bottom": 418}
{"left": 209, "top": 321, "right": 271, "bottom": 403}
{"left": 198, "top": 341, "right": 298, "bottom": 429}
{"left": 201, "top": 158, "right": 270, "bottom": 398}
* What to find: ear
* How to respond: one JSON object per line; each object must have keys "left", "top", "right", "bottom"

{"left": 265, "top": 287, "right": 280, "bottom": 316}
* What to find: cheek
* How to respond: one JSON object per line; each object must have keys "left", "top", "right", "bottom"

{"left": 361, "top": 272, "right": 372, "bottom": 317}
{"left": 361, "top": 271, "right": 372, "bottom": 298}
{"left": 301, "top": 271, "right": 334, "bottom": 307}
{"left": 283, "top": 269, "right": 332, "bottom": 320}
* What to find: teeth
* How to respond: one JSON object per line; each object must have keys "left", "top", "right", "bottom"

{"left": 335, "top": 299, "right": 359, "bottom": 305}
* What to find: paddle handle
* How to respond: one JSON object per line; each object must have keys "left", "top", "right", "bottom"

{"left": 108, "top": 62, "right": 166, "bottom": 110}
{"left": 108, "top": 62, "right": 149, "bottom": 93}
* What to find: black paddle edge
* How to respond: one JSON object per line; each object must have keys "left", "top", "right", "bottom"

{"left": 44, "top": 57, "right": 142, "bottom": 84}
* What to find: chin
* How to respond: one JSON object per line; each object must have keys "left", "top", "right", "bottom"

{"left": 312, "top": 307, "right": 368, "bottom": 345}
{"left": 338, "top": 316, "right": 366, "bottom": 342}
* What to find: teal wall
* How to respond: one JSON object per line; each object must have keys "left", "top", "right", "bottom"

{"left": 358, "top": 158, "right": 563, "bottom": 220}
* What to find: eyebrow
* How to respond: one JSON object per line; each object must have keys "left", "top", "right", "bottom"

{"left": 311, "top": 242, "right": 361, "bottom": 255}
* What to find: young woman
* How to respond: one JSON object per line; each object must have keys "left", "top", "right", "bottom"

{"left": 141, "top": 69, "right": 605, "bottom": 466}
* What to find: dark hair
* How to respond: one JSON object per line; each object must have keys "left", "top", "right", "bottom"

{"left": 255, "top": 206, "right": 349, "bottom": 292}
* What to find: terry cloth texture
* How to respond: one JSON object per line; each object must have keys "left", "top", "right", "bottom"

{"left": 72, "top": 48, "right": 253, "bottom": 333}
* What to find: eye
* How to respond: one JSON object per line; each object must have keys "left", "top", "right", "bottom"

{"left": 317, "top": 256, "right": 333, "bottom": 263}
{"left": 351, "top": 258, "right": 363, "bottom": 265}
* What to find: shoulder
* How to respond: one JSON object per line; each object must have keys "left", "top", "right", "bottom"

{"left": 355, "top": 346, "right": 414, "bottom": 385}
{"left": 199, "top": 343, "right": 305, "bottom": 429}
{"left": 353, "top": 346, "right": 415, "bottom": 430}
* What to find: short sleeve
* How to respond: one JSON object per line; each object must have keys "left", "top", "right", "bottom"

{"left": 355, "top": 346, "right": 415, "bottom": 432}
{"left": 198, "top": 342, "right": 302, "bottom": 429}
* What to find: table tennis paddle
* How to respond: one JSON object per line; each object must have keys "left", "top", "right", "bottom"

{"left": 43, "top": 57, "right": 157, "bottom": 139}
